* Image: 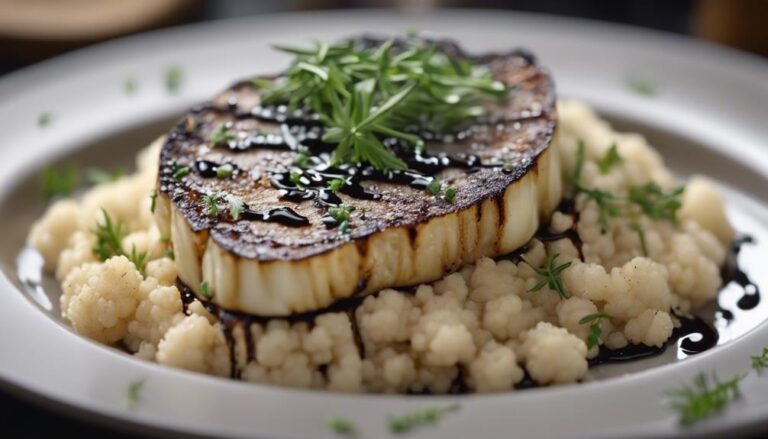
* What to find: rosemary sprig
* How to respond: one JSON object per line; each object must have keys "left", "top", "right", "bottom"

{"left": 92, "top": 209, "right": 148, "bottom": 275}
{"left": 751, "top": 347, "right": 768, "bottom": 372}
{"left": 388, "top": 404, "right": 460, "bottom": 434}
{"left": 522, "top": 252, "right": 572, "bottom": 299}
{"left": 578, "top": 311, "right": 612, "bottom": 349}
{"left": 666, "top": 373, "right": 742, "bottom": 426}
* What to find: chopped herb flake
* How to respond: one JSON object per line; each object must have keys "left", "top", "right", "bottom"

{"left": 124, "top": 78, "right": 137, "bottom": 95}
{"left": 216, "top": 164, "right": 234, "bottom": 179}
{"left": 86, "top": 168, "right": 125, "bottom": 185}
{"left": 165, "top": 66, "right": 182, "bottom": 93}
{"left": 203, "top": 194, "right": 220, "bottom": 218}
{"left": 597, "top": 143, "right": 622, "bottom": 174}
{"left": 427, "top": 179, "right": 442, "bottom": 196}
{"left": 211, "top": 123, "right": 235, "bottom": 146}
{"left": 328, "top": 178, "right": 346, "bottom": 192}
{"left": 752, "top": 347, "right": 768, "bottom": 372}
{"left": 227, "top": 194, "right": 245, "bottom": 221}
{"left": 631, "top": 223, "right": 649, "bottom": 256}
{"left": 578, "top": 312, "right": 612, "bottom": 349}
{"left": 37, "top": 112, "right": 53, "bottom": 127}
{"left": 327, "top": 417, "right": 358, "bottom": 436}
{"left": 522, "top": 252, "right": 572, "bottom": 299}
{"left": 388, "top": 404, "right": 459, "bottom": 434}
{"left": 200, "top": 281, "right": 212, "bottom": 299}
{"left": 444, "top": 186, "right": 457, "bottom": 203}
{"left": 125, "top": 378, "right": 145, "bottom": 409}
{"left": 627, "top": 78, "right": 656, "bottom": 97}
{"left": 40, "top": 166, "right": 77, "bottom": 200}
{"left": 150, "top": 190, "right": 158, "bottom": 214}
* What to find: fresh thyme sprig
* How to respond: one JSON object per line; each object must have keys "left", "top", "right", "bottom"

{"left": 522, "top": 252, "right": 572, "bottom": 299}
{"left": 327, "top": 417, "right": 358, "bottom": 437}
{"left": 257, "top": 38, "right": 508, "bottom": 170}
{"left": 388, "top": 404, "right": 460, "bottom": 434}
{"left": 666, "top": 373, "right": 742, "bottom": 426}
{"left": 92, "top": 209, "right": 148, "bottom": 275}
{"left": 751, "top": 347, "right": 768, "bottom": 371}
{"left": 578, "top": 311, "right": 612, "bottom": 349}
{"left": 86, "top": 168, "right": 125, "bottom": 184}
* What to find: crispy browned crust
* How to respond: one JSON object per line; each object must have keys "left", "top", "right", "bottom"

{"left": 158, "top": 39, "right": 556, "bottom": 261}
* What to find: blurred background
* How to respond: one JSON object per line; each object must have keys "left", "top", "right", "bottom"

{"left": 0, "top": 0, "right": 767, "bottom": 76}
{"left": 1, "top": 0, "right": 767, "bottom": 437}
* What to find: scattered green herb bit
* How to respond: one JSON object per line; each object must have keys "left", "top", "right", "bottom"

{"left": 293, "top": 146, "right": 311, "bottom": 168}
{"left": 150, "top": 190, "right": 158, "bottom": 214}
{"left": 597, "top": 143, "right": 622, "bottom": 174}
{"left": 199, "top": 281, "right": 212, "bottom": 299}
{"left": 40, "top": 166, "right": 78, "bottom": 200}
{"left": 631, "top": 223, "right": 649, "bottom": 257}
{"left": 427, "top": 179, "right": 442, "bottom": 196}
{"left": 628, "top": 183, "right": 684, "bottom": 223}
{"left": 203, "top": 194, "right": 220, "bottom": 218}
{"left": 163, "top": 247, "right": 175, "bottom": 260}
{"left": 227, "top": 194, "right": 245, "bottom": 221}
{"left": 92, "top": 209, "right": 127, "bottom": 261}
{"left": 86, "top": 168, "right": 124, "bottom": 185}
{"left": 751, "top": 347, "right": 768, "bottom": 371}
{"left": 289, "top": 170, "right": 305, "bottom": 188}
{"left": 211, "top": 122, "right": 235, "bottom": 146}
{"left": 172, "top": 163, "right": 190, "bottom": 180}
{"left": 329, "top": 205, "right": 355, "bottom": 224}
{"left": 159, "top": 233, "right": 171, "bottom": 243}
{"left": 164, "top": 65, "right": 182, "bottom": 93}
{"left": 523, "top": 252, "right": 572, "bottom": 299}
{"left": 124, "top": 78, "right": 137, "bottom": 95}
{"left": 666, "top": 373, "right": 742, "bottom": 426}
{"left": 444, "top": 186, "right": 457, "bottom": 203}
{"left": 125, "top": 378, "right": 145, "bottom": 409}
{"left": 328, "top": 178, "right": 346, "bottom": 192}
{"left": 128, "top": 245, "right": 149, "bottom": 275}
{"left": 627, "top": 77, "right": 656, "bottom": 97}
{"left": 37, "top": 112, "right": 53, "bottom": 127}
{"left": 262, "top": 38, "right": 508, "bottom": 171}
{"left": 578, "top": 311, "right": 612, "bottom": 349}
{"left": 216, "top": 164, "right": 234, "bottom": 179}
{"left": 327, "top": 417, "right": 358, "bottom": 437}
{"left": 388, "top": 404, "right": 460, "bottom": 434}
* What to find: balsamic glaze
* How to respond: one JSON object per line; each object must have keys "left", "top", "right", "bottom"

{"left": 723, "top": 236, "right": 760, "bottom": 310}
{"left": 241, "top": 206, "right": 310, "bottom": 227}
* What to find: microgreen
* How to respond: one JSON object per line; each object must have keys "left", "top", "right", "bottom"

{"left": 388, "top": 404, "right": 460, "bottom": 434}
{"left": 597, "top": 143, "right": 622, "bottom": 174}
{"left": 171, "top": 163, "right": 190, "bottom": 180}
{"left": 328, "top": 178, "right": 346, "bottom": 192}
{"left": 523, "top": 252, "right": 572, "bottom": 299}
{"left": 444, "top": 186, "right": 457, "bottom": 203}
{"left": 327, "top": 417, "right": 358, "bottom": 436}
{"left": 203, "top": 193, "right": 220, "bottom": 218}
{"left": 40, "top": 166, "right": 78, "bottom": 200}
{"left": 216, "top": 164, "right": 234, "bottom": 179}
{"left": 426, "top": 179, "right": 442, "bottom": 196}
{"left": 666, "top": 373, "right": 742, "bottom": 426}
{"left": 578, "top": 311, "right": 612, "bottom": 349}
{"left": 165, "top": 66, "right": 182, "bottom": 93}
{"left": 751, "top": 347, "right": 768, "bottom": 372}
{"left": 329, "top": 205, "right": 355, "bottom": 235}
{"left": 259, "top": 38, "right": 508, "bottom": 170}
{"left": 125, "top": 378, "right": 145, "bottom": 409}
{"left": 211, "top": 122, "right": 235, "bottom": 146}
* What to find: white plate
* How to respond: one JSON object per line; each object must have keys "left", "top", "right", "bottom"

{"left": 1, "top": 9, "right": 768, "bottom": 439}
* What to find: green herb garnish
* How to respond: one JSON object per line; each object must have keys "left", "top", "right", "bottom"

{"left": 211, "top": 122, "right": 235, "bottom": 146}
{"left": 289, "top": 170, "right": 305, "bottom": 188}
{"left": 40, "top": 166, "right": 77, "bottom": 200}
{"left": 293, "top": 146, "right": 311, "bottom": 168}
{"left": 522, "top": 252, "right": 572, "bottom": 299}
{"left": 124, "top": 78, "right": 137, "bottom": 95}
{"left": 172, "top": 163, "right": 190, "bottom": 180}
{"left": 388, "top": 404, "right": 459, "bottom": 434}
{"left": 597, "top": 143, "right": 622, "bottom": 174}
{"left": 126, "top": 378, "right": 145, "bottom": 409}
{"left": 149, "top": 190, "right": 157, "bottom": 214}
{"left": 666, "top": 373, "right": 742, "bottom": 426}
{"left": 92, "top": 209, "right": 127, "bottom": 261}
{"left": 627, "top": 183, "right": 684, "bottom": 223}
{"left": 327, "top": 417, "right": 358, "bottom": 436}
{"left": 578, "top": 311, "right": 612, "bottom": 349}
{"left": 86, "top": 168, "right": 124, "bottom": 184}
{"left": 751, "top": 348, "right": 768, "bottom": 371}
{"left": 328, "top": 178, "right": 346, "bottom": 192}
{"left": 444, "top": 186, "right": 457, "bottom": 203}
{"left": 159, "top": 234, "right": 170, "bottom": 243}
{"left": 163, "top": 248, "right": 175, "bottom": 260}
{"left": 631, "top": 223, "right": 649, "bottom": 257}
{"left": 329, "top": 205, "right": 355, "bottom": 235}
{"left": 38, "top": 112, "right": 53, "bottom": 127}
{"left": 259, "top": 38, "right": 508, "bottom": 171}
{"left": 128, "top": 245, "right": 149, "bottom": 275}
{"left": 426, "top": 179, "right": 442, "bottom": 196}
{"left": 216, "top": 164, "right": 234, "bottom": 179}
{"left": 227, "top": 194, "right": 245, "bottom": 221}
{"left": 200, "top": 281, "right": 212, "bottom": 299}
{"left": 165, "top": 66, "right": 182, "bottom": 93}
{"left": 627, "top": 78, "right": 656, "bottom": 97}
{"left": 203, "top": 194, "right": 220, "bottom": 218}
